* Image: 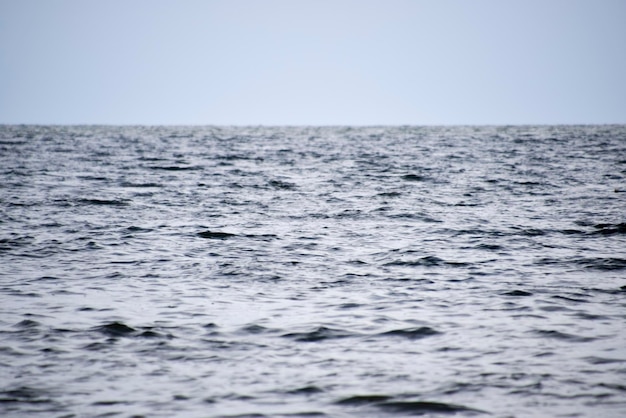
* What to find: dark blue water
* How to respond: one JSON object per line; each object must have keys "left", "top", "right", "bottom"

{"left": 1, "top": 125, "right": 625, "bottom": 417}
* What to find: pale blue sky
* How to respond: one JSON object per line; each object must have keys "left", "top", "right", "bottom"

{"left": 1, "top": 0, "right": 624, "bottom": 125}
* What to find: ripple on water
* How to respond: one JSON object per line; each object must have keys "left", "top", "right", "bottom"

{"left": 1, "top": 125, "right": 625, "bottom": 418}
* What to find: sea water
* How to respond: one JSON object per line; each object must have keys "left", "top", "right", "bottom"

{"left": 1, "top": 125, "right": 625, "bottom": 417}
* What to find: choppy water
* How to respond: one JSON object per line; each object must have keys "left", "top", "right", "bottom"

{"left": 1, "top": 125, "right": 625, "bottom": 418}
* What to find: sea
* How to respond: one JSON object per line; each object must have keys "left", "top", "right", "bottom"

{"left": 1, "top": 125, "right": 625, "bottom": 418}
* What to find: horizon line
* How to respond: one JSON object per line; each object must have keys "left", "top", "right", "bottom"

{"left": 2, "top": 122, "right": 625, "bottom": 128}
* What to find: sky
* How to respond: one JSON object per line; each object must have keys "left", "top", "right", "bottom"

{"left": 0, "top": 0, "right": 625, "bottom": 125}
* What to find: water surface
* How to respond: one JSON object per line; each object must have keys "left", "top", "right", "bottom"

{"left": 1, "top": 125, "right": 625, "bottom": 417}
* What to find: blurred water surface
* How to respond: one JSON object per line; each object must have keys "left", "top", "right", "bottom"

{"left": 1, "top": 125, "right": 625, "bottom": 417}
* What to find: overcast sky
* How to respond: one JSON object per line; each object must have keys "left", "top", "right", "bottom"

{"left": 1, "top": 0, "right": 624, "bottom": 125}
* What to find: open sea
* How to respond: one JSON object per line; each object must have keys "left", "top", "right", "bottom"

{"left": 1, "top": 125, "right": 625, "bottom": 418}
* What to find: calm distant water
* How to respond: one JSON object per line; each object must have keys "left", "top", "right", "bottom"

{"left": 1, "top": 125, "right": 625, "bottom": 418}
